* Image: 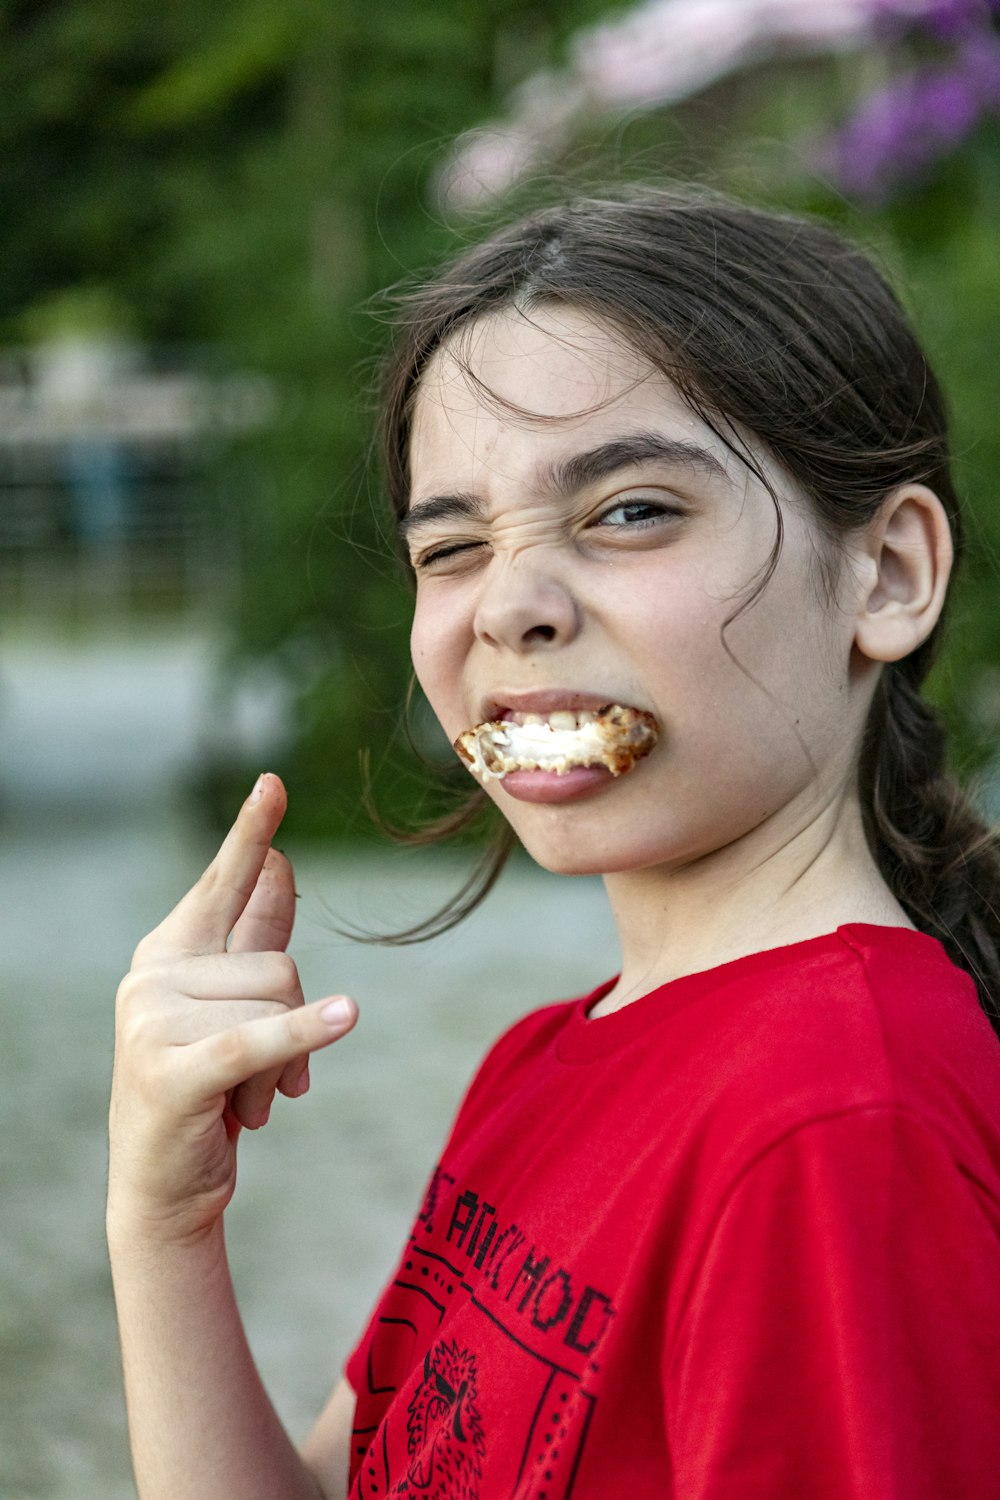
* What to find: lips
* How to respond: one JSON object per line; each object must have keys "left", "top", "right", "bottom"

{"left": 454, "top": 703, "right": 659, "bottom": 782}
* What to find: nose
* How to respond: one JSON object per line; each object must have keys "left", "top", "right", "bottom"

{"left": 473, "top": 556, "right": 581, "bottom": 654}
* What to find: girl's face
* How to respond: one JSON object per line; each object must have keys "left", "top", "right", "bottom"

{"left": 405, "top": 305, "right": 877, "bottom": 878}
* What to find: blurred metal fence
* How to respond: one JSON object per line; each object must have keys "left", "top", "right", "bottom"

{"left": 0, "top": 342, "right": 271, "bottom": 621}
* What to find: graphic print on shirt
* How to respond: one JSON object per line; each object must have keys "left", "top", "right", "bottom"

{"left": 351, "top": 1167, "right": 615, "bottom": 1498}
{"left": 384, "top": 1338, "right": 485, "bottom": 1498}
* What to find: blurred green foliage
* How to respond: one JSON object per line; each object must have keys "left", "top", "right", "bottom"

{"left": 2, "top": 1, "right": 997, "bottom": 835}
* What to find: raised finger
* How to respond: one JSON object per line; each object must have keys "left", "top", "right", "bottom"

{"left": 138, "top": 773, "right": 287, "bottom": 960}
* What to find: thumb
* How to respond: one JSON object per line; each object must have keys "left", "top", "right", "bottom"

{"left": 229, "top": 848, "right": 296, "bottom": 954}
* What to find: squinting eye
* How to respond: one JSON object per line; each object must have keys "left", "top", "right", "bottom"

{"left": 413, "top": 539, "right": 484, "bottom": 571}
{"left": 596, "top": 497, "right": 679, "bottom": 528}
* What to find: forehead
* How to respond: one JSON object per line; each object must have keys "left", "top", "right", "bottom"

{"left": 420, "top": 304, "right": 661, "bottom": 417}
{"left": 409, "top": 305, "right": 729, "bottom": 491}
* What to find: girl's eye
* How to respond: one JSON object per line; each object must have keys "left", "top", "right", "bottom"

{"left": 594, "top": 496, "right": 680, "bottom": 529}
{"left": 413, "top": 539, "right": 484, "bottom": 571}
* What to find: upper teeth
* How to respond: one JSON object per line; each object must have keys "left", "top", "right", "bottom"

{"left": 510, "top": 709, "right": 599, "bottom": 729}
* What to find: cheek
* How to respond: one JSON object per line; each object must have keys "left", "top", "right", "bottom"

{"left": 409, "top": 610, "right": 437, "bottom": 699}
{"left": 695, "top": 588, "right": 853, "bottom": 767}
{"left": 410, "top": 595, "right": 465, "bottom": 732}
{"left": 621, "top": 576, "right": 724, "bottom": 684}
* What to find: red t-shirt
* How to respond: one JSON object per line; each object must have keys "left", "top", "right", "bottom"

{"left": 345, "top": 924, "right": 1000, "bottom": 1498}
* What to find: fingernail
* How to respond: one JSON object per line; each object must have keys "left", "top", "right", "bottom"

{"left": 293, "top": 1064, "right": 311, "bottom": 1097}
{"left": 320, "top": 996, "right": 354, "bottom": 1028}
{"left": 249, "top": 773, "right": 266, "bottom": 804}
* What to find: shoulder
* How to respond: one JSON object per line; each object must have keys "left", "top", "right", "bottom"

{"left": 729, "top": 923, "right": 992, "bottom": 1089}
{"left": 834, "top": 920, "right": 981, "bottom": 1026}
{"left": 686, "top": 923, "right": 1000, "bottom": 1193}
{"left": 810, "top": 924, "right": 999, "bottom": 1128}
{"left": 840, "top": 924, "right": 1000, "bottom": 1176}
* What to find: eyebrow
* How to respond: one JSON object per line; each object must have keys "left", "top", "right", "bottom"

{"left": 398, "top": 431, "right": 730, "bottom": 543}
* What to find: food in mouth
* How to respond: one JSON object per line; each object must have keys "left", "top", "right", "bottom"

{"left": 454, "top": 705, "right": 659, "bottom": 783}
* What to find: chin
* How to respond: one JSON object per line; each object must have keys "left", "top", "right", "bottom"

{"left": 513, "top": 820, "right": 662, "bottom": 879}
{"left": 523, "top": 847, "right": 610, "bottom": 879}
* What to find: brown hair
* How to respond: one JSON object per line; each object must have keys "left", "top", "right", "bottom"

{"left": 370, "top": 186, "right": 1000, "bottom": 1031}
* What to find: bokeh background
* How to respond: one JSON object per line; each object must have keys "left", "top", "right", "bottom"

{"left": 2, "top": 1, "right": 999, "bottom": 1494}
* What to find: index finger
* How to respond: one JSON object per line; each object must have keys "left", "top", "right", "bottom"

{"left": 138, "top": 773, "right": 288, "bottom": 960}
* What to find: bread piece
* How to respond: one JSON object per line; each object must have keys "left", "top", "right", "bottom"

{"left": 454, "top": 704, "right": 658, "bottom": 782}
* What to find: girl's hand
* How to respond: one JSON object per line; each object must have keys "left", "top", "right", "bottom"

{"left": 107, "top": 773, "right": 357, "bottom": 1247}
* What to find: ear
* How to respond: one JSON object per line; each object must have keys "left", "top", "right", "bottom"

{"left": 852, "top": 483, "right": 954, "bottom": 664}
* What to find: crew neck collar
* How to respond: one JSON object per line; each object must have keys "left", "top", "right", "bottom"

{"left": 554, "top": 923, "right": 938, "bottom": 1064}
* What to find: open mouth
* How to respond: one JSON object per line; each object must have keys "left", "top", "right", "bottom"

{"left": 454, "top": 704, "right": 659, "bottom": 782}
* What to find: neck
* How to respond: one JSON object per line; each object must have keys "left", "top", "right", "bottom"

{"left": 597, "top": 792, "right": 910, "bottom": 1015}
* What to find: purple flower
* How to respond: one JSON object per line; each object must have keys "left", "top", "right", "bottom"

{"left": 922, "top": 70, "right": 981, "bottom": 137}
{"left": 820, "top": 0, "right": 1000, "bottom": 201}
{"left": 825, "top": 44, "right": 1000, "bottom": 199}
{"left": 922, "top": 0, "right": 998, "bottom": 41}
{"left": 867, "top": 0, "right": 997, "bottom": 41}
{"left": 959, "top": 27, "right": 1000, "bottom": 88}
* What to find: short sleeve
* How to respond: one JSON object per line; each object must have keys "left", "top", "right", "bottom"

{"left": 666, "top": 1107, "right": 1000, "bottom": 1499}
{"left": 344, "top": 1002, "right": 568, "bottom": 1397}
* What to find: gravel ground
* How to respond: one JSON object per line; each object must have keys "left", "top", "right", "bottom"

{"left": 0, "top": 630, "right": 619, "bottom": 1499}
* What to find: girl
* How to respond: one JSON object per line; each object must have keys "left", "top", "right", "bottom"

{"left": 108, "top": 188, "right": 1000, "bottom": 1499}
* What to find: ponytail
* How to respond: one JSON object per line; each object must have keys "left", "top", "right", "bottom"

{"left": 862, "top": 660, "right": 1000, "bottom": 1033}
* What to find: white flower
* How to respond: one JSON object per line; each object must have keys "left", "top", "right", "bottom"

{"left": 437, "top": 0, "right": 944, "bottom": 209}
